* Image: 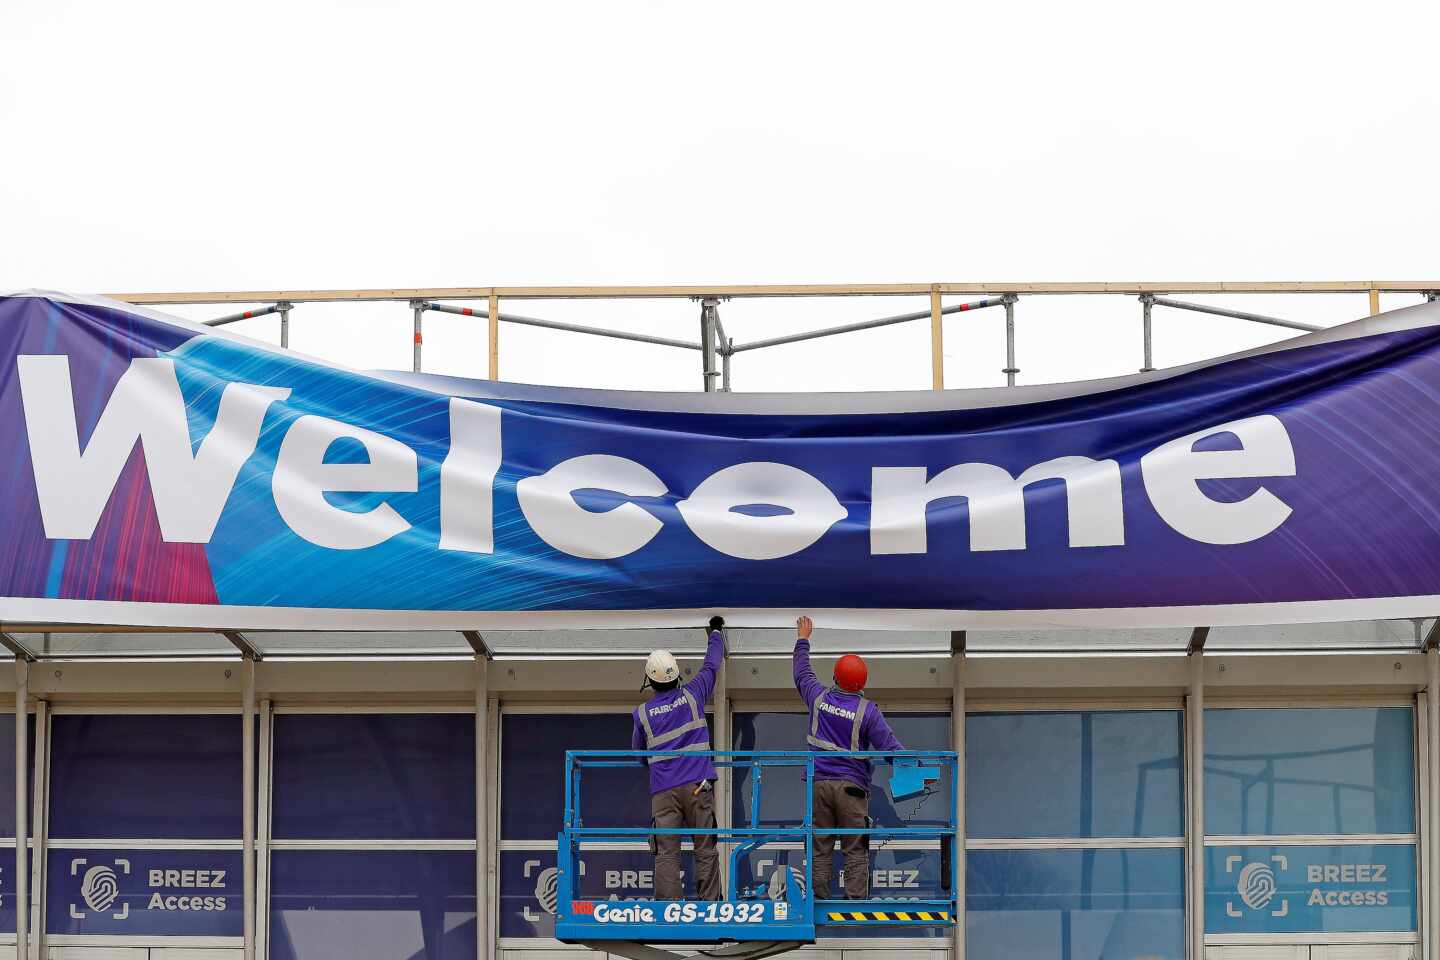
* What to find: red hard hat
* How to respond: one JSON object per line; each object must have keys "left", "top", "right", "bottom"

{"left": 833, "top": 654, "right": 868, "bottom": 693}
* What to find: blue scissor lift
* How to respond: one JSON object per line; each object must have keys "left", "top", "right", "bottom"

{"left": 554, "top": 749, "right": 959, "bottom": 960}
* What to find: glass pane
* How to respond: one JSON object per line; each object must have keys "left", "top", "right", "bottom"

{"left": 0, "top": 849, "right": 30, "bottom": 933}
{"left": 270, "top": 851, "right": 475, "bottom": 960}
{"left": 967, "top": 848, "right": 1185, "bottom": 960}
{"left": 1208, "top": 619, "right": 1427, "bottom": 651}
{"left": 500, "top": 713, "right": 653, "bottom": 841}
{"left": 966, "top": 630, "right": 1191, "bottom": 653}
{"left": 1204, "top": 843, "right": 1416, "bottom": 934}
{"left": 968, "top": 711, "right": 1184, "bottom": 839}
{"left": 10, "top": 632, "right": 239, "bottom": 658}
{"left": 1205, "top": 707, "right": 1416, "bottom": 835}
{"left": 724, "top": 628, "right": 951, "bottom": 656}
{"left": 272, "top": 714, "right": 475, "bottom": 840}
{"left": 49, "top": 714, "right": 241, "bottom": 839}
{"left": 732, "top": 712, "right": 952, "bottom": 828}
{"left": 0, "top": 715, "right": 34, "bottom": 836}
{"left": 485, "top": 629, "right": 706, "bottom": 657}
{"left": 46, "top": 848, "right": 241, "bottom": 936}
{"left": 250, "top": 632, "right": 474, "bottom": 657}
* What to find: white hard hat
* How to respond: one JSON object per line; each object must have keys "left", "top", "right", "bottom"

{"left": 645, "top": 649, "right": 680, "bottom": 685}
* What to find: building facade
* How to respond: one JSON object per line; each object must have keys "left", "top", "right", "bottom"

{"left": 0, "top": 621, "right": 1431, "bottom": 960}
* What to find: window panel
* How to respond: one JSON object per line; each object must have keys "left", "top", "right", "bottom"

{"left": 731, "top": 712, "right": 952, "bottom": 828}
{"left": 49, "top": 714, "right": 241, "bottom": 840}
{"left": 1205, "top": 707, "right": 1416, "bottom": 836}
{"left": 0, "top": 849, "right": 30, "bottom": 934}
{"left": 500, "top": 713, "right": 653, "bottom": 841}
{"left": 967, "top": 711, "right": 1184, "bottom": 839}
{"left": 269, "top": 850, "right": 476, "bottom": 960}
{"left": 272, "top": 714, "right": 475, "bottom": 840}
{"left": 967, "top": 848, "right": 1185, "bottom": 960}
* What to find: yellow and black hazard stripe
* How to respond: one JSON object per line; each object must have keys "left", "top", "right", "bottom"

{"left": 824, "top": 910, "right": 952, "bottom": 924}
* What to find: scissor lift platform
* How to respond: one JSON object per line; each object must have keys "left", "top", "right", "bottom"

{"left": 553, "top": 749, "right": 959, "bottom": 960}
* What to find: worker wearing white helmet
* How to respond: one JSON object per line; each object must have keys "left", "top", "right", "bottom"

{"left": 632, "top": 616, "right": 726, "bottom": 901}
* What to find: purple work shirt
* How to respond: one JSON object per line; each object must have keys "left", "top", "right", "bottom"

{"left": 793, "top": 637, "right": 903, "bottom": 790}
{"left": 632, "top": 631, "right": 724, "bottom": 795}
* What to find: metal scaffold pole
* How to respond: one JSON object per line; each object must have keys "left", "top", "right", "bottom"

{"left": 277, "top": 301, "right": 292, "bottom": 349}
{"left": 700, "top": 298, "right": 721, "bottom": 392}
{"left": 1002, "top": 294, "right": 1018, "bottom": 386}
{"left": 1140, "top": 294, "right": 1156, "bottom": 373}
{"left": 411, "top": 300, "right": 426, "bottom": 373}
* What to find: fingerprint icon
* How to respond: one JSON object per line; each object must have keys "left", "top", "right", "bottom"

{"left": 80, "top": 865, "right": 120, "bottom": 913}
{"left": 1236, "top": 861, "right": 1277, "bottom": 911}
{"left": 533, "top": 867, "right": 559, "bottom": 915}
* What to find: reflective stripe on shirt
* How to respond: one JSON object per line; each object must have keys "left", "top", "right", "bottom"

{"left": 807, "top": 689, "right": 869, "bottom": 752}
{"left": 636, "top": 688, "right": 711, "bottom": 763}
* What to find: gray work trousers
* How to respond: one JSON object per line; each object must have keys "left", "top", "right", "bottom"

{"left": 651, "top": 781, "right": 721, "bottom": 901}
{"left": 811, "top": 778, "right": 871, "bottom": 900}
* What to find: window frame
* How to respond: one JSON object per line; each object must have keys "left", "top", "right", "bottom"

{"left": 42, "top": 704, "right": 247, "bottom": 951}
{"left": 265, "top": 703, "right": 482, "bottom": 960}
{"left": 964, "top": 702, "right": 1189, "bottom": 959}
{"left": 1200, "top": 698, "right": 1424, "bottom": 946}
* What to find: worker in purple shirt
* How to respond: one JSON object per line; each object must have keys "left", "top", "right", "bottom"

{"left": 631, "top": 616, "right": 725, "bottom": 901}
{"left": 792, "top": 615, "right": 904, "bottom": 901}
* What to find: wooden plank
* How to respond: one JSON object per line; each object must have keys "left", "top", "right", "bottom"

{"left": 1370, "top": 287, "right": 1381, "bottom": 316}
{"left": 488, "top": 292, "right": 500, "bottom": 380}
{"left": 104, "top": 281, "right": 1440, "bottom": 305}
{"left": 930, "top": 287, "right": 944, "bottom": 390}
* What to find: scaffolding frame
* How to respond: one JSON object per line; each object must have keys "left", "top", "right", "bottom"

{"left": 109, "top": 281, "right": 1440, "bottom": 391}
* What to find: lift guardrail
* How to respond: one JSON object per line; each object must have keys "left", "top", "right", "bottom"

{"left": 553, "top": 748, "right": 959, "bottom": 958}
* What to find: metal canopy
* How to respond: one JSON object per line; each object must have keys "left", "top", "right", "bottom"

{"left": 0, "top": 618, "right": 1431, "bottom": 660}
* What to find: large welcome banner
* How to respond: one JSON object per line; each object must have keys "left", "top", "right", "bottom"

{"left": 3, "top": 291, "right": 1440, "bottom": 630}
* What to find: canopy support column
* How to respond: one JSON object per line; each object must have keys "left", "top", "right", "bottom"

{"left": 1427, "top": 640, "right": 1439, "bottom": 960}
{"left": 1186, "top": 637, "right": 1207, "bottom": 960}
{"left": 27, "top": 696, "right": 47, "bottom": 960}
{"left": 256, "top": 697, "right": 272, "bottom": 960}
{"left": 715, "top": 624, "right": 731, "bottom": 895}
{"left": 15, "top": 657, "right": 29, "bottom": 960}
{"left": 242, "top": 655, "right": 257, "bottom": 960}
{"left": 951, "top": 631, "right": 966, "bottom": 960}
{"left": 473, "top": 635, "right": 493, "bottom": 960}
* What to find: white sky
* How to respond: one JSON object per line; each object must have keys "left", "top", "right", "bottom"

{"left": 2, "top": 0, "right": 1437, "bottom": 393}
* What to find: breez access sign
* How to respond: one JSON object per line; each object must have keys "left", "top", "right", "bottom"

{"left": 49, "top": 850, "right": 241, "bottom": 937}
{"left": 1206, "top": 846, "right": 1416, "bottom": 935}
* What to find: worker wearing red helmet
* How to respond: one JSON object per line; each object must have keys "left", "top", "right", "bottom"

{"left": 792, "top": 615, "right": 904, "bottom": 901}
